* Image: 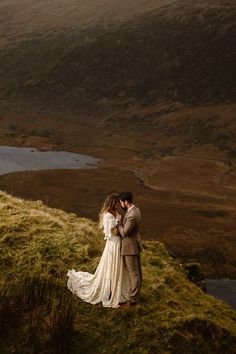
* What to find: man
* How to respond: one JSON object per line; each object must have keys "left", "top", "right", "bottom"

{"left": 117, "top": 192, "right": 142, "bottom": 306}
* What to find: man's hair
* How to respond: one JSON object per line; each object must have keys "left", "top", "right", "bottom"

{"left": 119, "top": 192, "right": 133, "bottom": 203}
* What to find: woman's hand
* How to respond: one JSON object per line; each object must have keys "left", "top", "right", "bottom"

{"left": 115, "top": 213, "right": 122, "bottom": 223}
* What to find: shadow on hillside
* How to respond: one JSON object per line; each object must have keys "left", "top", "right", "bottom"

{"left": 0, "top": 276, "right": 77, "bottom": 353}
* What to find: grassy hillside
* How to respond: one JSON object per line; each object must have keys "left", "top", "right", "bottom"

{"left": 0, "top": 191, "right": 236, "bottom": 353}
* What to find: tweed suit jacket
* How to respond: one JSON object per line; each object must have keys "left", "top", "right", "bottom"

{"left": 118, "top": 205, "right": 142, "bottom": 256}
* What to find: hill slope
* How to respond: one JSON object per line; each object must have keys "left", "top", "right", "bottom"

{"left": 0, "top": 191, "right": 236, "bottom": 353}
{"left": 0, "top": 0, "right": 235, "bottom": 112}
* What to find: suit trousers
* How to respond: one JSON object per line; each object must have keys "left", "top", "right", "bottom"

{"left": 124, "top": 254, "right": 142, "bottom": 303}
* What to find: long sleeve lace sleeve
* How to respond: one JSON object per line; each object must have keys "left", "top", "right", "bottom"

{"left": 103, "top": 213, "right": 117, "bottom": 240}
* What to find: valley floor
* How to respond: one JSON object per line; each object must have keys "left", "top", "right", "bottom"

{"left": 0, "top": 102, "right": 235, "bottom": 277}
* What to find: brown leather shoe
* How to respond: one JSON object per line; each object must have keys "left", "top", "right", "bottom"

{"left": 119, "top": 301, "right": 137, "bottom": 308}
{"left": 119, "top": 301, "right": 130, "bottom": 308}
{"left": 130, "top": 301, "right": 137, "bottom": 307}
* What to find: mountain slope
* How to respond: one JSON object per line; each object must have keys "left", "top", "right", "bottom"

{"left": 0, "top": 0, "right": 174, "bottom": 48}
{"left": 0, "top": 191, "right": 236, "bottom": 353}
{"left": 0, "top": 0, "right": 235, "bottom": 112}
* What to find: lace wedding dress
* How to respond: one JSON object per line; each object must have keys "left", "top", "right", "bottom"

{"left": 67, "top": 212, "right": 130, "bottom": 308}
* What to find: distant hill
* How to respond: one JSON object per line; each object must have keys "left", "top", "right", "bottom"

{"left": 0, "top": 0, "right": 235, "bottom": 113}
{"left": 0, "top": 191, "right": 236, "bottom": 353}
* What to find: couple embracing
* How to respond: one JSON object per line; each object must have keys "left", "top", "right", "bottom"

{"left": 67, "top": 192, "right": 143, "bottom": 308}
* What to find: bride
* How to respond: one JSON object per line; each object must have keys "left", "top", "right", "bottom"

{"left": 67, "top": 194, "right": 130, "bottom": 308}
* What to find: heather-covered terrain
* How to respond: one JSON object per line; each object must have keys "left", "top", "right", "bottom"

{"left": 0, "top": 0, "right": 235, "bottom": 109}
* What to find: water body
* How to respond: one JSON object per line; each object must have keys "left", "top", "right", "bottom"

{"left": 0, "top": 146, "right": 100, "bottom": 175}
{"left": 1, "top": 146, "right": 236, "bottom": 312}
{"left": 206, "top": 279, "right": 236, "bottom": 309}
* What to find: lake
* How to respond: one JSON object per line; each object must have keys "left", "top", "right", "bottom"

{"left": 206, "top": 279, "right": 236, "bottom": 309}
{"left": 0, "top": 146, "right": 100, "bottom": 175}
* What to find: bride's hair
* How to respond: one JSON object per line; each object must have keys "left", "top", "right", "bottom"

{"left": 99, "top": 194, "right": 119, "bottom": 228}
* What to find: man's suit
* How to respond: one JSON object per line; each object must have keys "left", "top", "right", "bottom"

{"left": 118, "top": 205, "right": 142, "bottom": 303}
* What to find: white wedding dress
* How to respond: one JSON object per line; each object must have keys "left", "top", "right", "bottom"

{"left": 67, "top": 212, "right": 130, "bottom": 308}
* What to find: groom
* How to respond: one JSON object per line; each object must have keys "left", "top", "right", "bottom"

{"left": 117, "top": 192, "right": 143, "bottom": 306}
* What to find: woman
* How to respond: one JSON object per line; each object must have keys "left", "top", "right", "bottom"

{"left": 67, "top": 194, "right": 130, "bottom": 308}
